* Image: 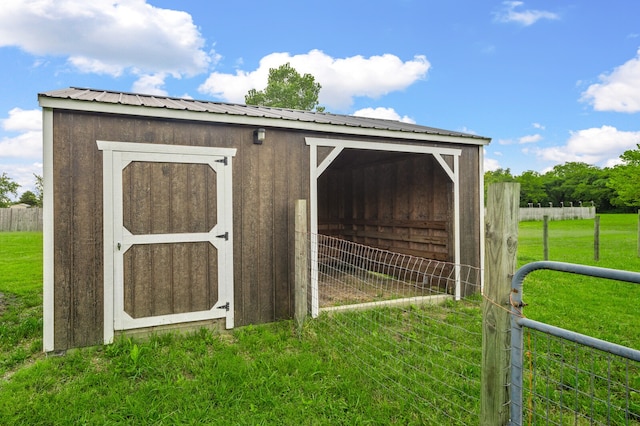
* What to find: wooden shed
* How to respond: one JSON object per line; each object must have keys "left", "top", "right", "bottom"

{"left": 39, "top": 87, "right": 490, "bottom": 351}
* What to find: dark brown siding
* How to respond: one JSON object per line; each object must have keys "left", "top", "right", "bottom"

{"left": 52, "top": 112, "right": 310, "bottom": 349}
{"left": 51, "top": 110, "right": 481, "bottom": 350}
{"left": 53, "top": 112, "right": 104, "bottom": 349}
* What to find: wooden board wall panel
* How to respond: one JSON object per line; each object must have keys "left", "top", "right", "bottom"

{"left": 257, "top": 131, "right": 275, "bottom": 324}
{"left": 53, "top": 112, "right": 73, "bottom": 350}
{"left": 70, "top": 113, "right": 103, "bottom": 347}
{"left": 458, "top": 146, "right": 481, "bottom": 272}
{"left": 239, "top": 133, "right": 261, "bottom": 325}
{"left": 273, "top": 134, "right": 293, "bottom": 320}
{"left": 172, "top": 243, "right": 191, "bottom": 314}
{"left": 52, "top": 112, "right": 103, "bottom": 348}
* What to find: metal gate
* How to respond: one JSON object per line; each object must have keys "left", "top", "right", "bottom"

{"left": 510, "top": 261, "right": 640, "bottom": 425}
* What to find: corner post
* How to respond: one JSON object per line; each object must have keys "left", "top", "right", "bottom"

{"left": 481, "top": 182, "right": 520, "bottom": 426}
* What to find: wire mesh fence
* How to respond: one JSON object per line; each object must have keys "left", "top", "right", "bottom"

{"left": 309, "top": 233, "right": 483, "bottom": 424}
{"left": 517, "top": 327, "right": 640, "bottom": 425}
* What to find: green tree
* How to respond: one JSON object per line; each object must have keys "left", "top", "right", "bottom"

{"left": 19, "top": 190, "right": 38, "bottom": 206}
{"left": 245, "top": 63, "right": 325, "bottom": 112}
{"left": 542, "top": 162, "right": 612, "bottom": 209}
{"left": 34, "top": 174, "right": 43, "bottom": 207}
{"left": 516, "top": 170, "right": 546, "bottom": 206}
{"left": 607, "top": 144, "right": 640, "bottom": 208}
{"left": 483, "top": 168, "right": 514, "bottom": 203}
{"left": 0, "top": 172, "right": 20, "bottom": 207}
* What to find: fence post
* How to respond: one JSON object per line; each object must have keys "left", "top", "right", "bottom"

{"left": 481, "top": 182, "right": 520, "bottom": 426}
{"left": 294, "top": 199, "right": 309, "bottom": 328}
{"left": 594, "top": 215, "right": 600, "bottom": 262}
{"left": 543, "top": 215, "right": 549, "bottom": 261}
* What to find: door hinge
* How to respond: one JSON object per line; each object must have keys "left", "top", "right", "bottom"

{"left": 215, "top": 157, "right": 228, "bottom": 166}
{"left": 217, "top": 302, "right": 230, "bottom": 312}
{"left": 216, "top": 231, "right": 229, "bottom": 241}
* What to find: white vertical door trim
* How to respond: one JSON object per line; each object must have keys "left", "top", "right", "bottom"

{"left": 42, "top": 108, "right": 55, "bottom": 351}
{"left": 308, "top": 144, "right": 319, "bottom": 317}
{"left": 479, "top": 148, "right": 486, "bottom": 293}
{"left": 452, "top": 155, "right": 461, "bottom": 300}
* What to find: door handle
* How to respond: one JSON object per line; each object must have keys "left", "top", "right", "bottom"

{"left": 117, "top": 242, "right": 121, "bottom": 251}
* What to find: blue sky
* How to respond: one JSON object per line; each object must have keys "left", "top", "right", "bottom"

{"left": 1, "top": 0, "right": 640, "bottom": 196}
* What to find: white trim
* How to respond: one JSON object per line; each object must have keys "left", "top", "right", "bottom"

{"left": 453, "top": 155, "right": 461, "bottom": 300}
{"left": 101, "top": 148, "right": 115, "bottom": 343}
{"left": 305, "top": 137, "right": 463, "bottom": 156}
{"left": 96, "top": 140, "right": 237, "bottom": 157}
{"left": 42, "top": 108, "right": 55, "bottom": 352}
{"left": 98, "top": 141, "right": 235, "bottom": 340}
{"left": 309, "top": 144, "right": 319, "bottom": 317}
{"left": 40, "top": 97, "right": 490, "bottom": 146}
{"left": 479, "top": 148, "right": 486, "bottom": 293}
{"left": 316, "top": 146, "right": 344, "bottom": 178}
{"left": 306, "top": 137, "right": 464, "bottom": 315}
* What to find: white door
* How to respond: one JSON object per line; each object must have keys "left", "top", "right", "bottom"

{"left": 99, "top": 141, "right": 236, "bottom": 343}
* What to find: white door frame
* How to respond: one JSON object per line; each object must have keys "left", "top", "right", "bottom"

{"left": 305, "top": 137, "right": 463, "bottom": 317}
{"left": 98, "top": 141, "right": 236, "bottom": 344}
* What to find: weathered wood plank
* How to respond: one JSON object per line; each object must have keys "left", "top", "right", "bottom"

{"left": 53, "top": 111, "right": 73, "bottom": 350}
{"left": 481, "top": 182, "right": 520, "bottom": 426}
{"left": 257, "top": 132, "right": 275, "bottom": 323}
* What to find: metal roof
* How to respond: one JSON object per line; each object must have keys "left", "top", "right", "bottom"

{"left": 38, "top": 87, "right": 490, "bottom": 144}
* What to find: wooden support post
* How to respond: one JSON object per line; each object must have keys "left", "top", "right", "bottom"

{"left": 481, "top": 182, "right": 520, "bottom": 426}
{"left": 543, "top": 215, "right": 549, "bottom": 261}
{"left": 294, "top": 199, "right": 309, "bottom": 328}
{"left": 594, "top": 215, "right": 600, "bottom": 262}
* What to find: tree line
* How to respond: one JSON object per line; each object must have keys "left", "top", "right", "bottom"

{"left": 485, "top": 144, "right": 640, "bottom": 212}
{"left": 0, "top": 173, "right": 42, "bottom": 208}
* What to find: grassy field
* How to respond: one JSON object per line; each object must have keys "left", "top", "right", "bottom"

{"left": 518, "top": 214, "right": 640, "bottom": 347}
{"left": 0, "top": 214, "right": 639, "bottom": 424}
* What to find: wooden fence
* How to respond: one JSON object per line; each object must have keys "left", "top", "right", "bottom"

{"left": 0, "top": 208, "right": 43, "bottom": 232}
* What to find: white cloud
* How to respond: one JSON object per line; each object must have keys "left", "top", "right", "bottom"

{"left": 198, "top": 49, "right": 431, "bottom": 110}
{"left": 484, "top": 157, "right": 501, "bottom": 172}
{"left": 2, "top": 108, "right": 41, "bottom": 132}
{"left": 519, "top": 134, "right": 542, "bottom": 144}
{"left": 0, "top": 0, "right": 210, "bottom": 78}
{"left": 494, "top": 1, "right": 559, "bottom": 26}
{"left": 532, "top": 122, "right": 545, "bottom": 130}
{"left": 353, "top": 107, "right": 415, "bottom": 124}
{"left": 132, "top": 73, "right": 169, "bottom": 96}
{"left": 0, "top": 108, "right": 43, "bottom": 161}
{"left": 533, "top": 125, "right": 640, "bottom": 166}
{"left": 0, "top": 130, "right": 42, "bottom": 159}
{"left": 580, "top": 48, "right": 640, "bottom": 113}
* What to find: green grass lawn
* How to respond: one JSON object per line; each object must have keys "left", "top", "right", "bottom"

{"left": 518, "top": 214, "right": 640, "bottom": 348}
{"left": 0, "top": 215, "right": 639, "bottom": 424}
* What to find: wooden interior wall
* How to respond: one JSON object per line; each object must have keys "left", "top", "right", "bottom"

{"left": 317, "top": 150, "right": 453, "bottom": 262}
{"left": 52, "top": 111, "right": 308, "bottom": 350}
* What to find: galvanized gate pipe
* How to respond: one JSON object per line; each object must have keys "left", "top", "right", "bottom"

{"left": 509, "top": 261, "right": 640, "bottom": 426}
